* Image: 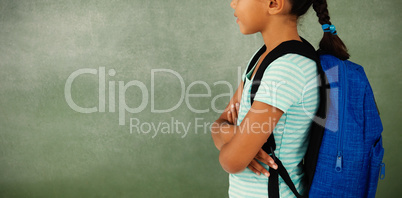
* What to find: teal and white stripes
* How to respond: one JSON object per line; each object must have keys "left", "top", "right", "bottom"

{"left": 229, "top": 52, "right": 319, "bottom": 198}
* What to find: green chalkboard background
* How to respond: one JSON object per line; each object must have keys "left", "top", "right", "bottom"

{"left": 0, "top": 0, "right": 401, "bottom": 197}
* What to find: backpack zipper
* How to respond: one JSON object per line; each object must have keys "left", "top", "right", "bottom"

{"left": 380, "top": 163, "right": 385, "bottom": 180}
{"left": 336, "top": 61, "right": 347, "bottom": 172}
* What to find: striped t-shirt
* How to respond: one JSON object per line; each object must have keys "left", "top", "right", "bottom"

{"left": 228, "top": 46, "right": 319, "bottom": 198}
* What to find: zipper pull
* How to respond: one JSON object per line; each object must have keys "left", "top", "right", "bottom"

{"left": 380, "top": 163, "right": 385, "bottom": 180}
{"left": 335, "top": 151, "right": 342, "bottom": 172}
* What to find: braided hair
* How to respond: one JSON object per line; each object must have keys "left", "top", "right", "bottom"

{"left": 289, "top": 0, "right": 350, "bottom": 60}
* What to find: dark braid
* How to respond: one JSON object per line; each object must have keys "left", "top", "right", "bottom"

{"left": 288, "top": 0, "right": 350, "bottom": 60}
{"left": 312, "top": 0, "right": 350, "bottom": 60}
{"left": 312, "top": 0, "right": 331, "bottom": 24}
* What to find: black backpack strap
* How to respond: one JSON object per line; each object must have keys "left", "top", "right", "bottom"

{"left": 269, "top": 159, "right": 305, "bottom": 198}
{"left": 303, "top": 49, "right": 328, "bottom": 195}
{"left": 244, "top": 38, "right": 327, "bottom": 198}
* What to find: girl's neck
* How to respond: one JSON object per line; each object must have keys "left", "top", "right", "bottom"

{"left": 260, "top": 16, "right": 300, "bottom": 54}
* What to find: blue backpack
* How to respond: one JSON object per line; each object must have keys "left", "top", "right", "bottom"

{"left": 246, "top": 38, "right": 385, "bottom": 197}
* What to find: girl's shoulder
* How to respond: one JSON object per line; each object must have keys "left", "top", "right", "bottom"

{"left": 268, "top": 53, "right": 317, "bottom": 77}
{"left": 275, "top": 53, "right": 317, "bottom": 69}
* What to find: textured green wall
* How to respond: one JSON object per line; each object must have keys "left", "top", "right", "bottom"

{"left": 0, "top": 0, "right": 400, "bottom": 197}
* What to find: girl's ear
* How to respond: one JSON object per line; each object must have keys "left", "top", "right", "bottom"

{"left": 266, "top": 0, "right": 286, "bottom": 15}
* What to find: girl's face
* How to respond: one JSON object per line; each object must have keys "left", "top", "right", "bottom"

{"left": 230, "top": 0, "right": 269, "bottom": 35}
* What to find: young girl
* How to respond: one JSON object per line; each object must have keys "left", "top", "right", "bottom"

{"left": 211, "top": 0, "right": 349, "bottom": 197}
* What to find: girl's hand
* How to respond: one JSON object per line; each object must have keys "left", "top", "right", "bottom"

{"left": 247, "top": 149, "right": 278, "bottom": 177}
{"left": 227, "top": 103, "right": 240, "bottom": 125}
{"left": 226, "top": 103, "right": 278, "bottom": 176}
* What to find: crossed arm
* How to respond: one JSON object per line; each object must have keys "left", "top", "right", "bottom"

{"left": 211, "top": 81, "right": 282, "bottom": 175}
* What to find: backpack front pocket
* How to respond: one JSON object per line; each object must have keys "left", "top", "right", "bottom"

{"left": 366, "top": 136, "right": 384, "bottom": 198}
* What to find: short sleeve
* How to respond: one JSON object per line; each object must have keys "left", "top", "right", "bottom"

{"left": 254, "top": 58, "right": 306, "bottom": 113}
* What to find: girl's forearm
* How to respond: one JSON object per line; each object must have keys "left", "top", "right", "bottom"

{"left": 211, "top": 118, "right": 237, "bottom": 151}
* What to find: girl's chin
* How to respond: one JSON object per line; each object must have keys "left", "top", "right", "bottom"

{"left": 238, "top": 25, "right": 258, "bottom": 35}
{"left": 239, "top": 28, "right": 257, "bottom": 35}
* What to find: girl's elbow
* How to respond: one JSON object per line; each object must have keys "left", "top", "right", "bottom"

{"left": 219, "top": 152, "right": 246, "bottom": 174}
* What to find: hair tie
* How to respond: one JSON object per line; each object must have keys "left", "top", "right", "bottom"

{"left": 322, "top": 24, "right": 337, "bottom": 35}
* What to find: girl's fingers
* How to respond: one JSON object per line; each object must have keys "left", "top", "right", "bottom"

{"left": 233, "top": 104, "right": 238, "bottom": 122}
{"left": 227, "top": 111, "right": 233, "bottom": 124}
{"left": 232, "top": 111, "right": 237, "bottom": 124}
{"left": 247, "top": 164, "right": 261, "bottom": 176}
{"left": 230, "top": 104, "right": 236, "bottom": 124}
{"left": 249, "top": 159, "right": 270, "bottom": 177}
{"left": 226, "top": 103, "right": 240, "bottom": 125}
{"left": 255, "top": 149, "right": 278, "bottom": 170}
